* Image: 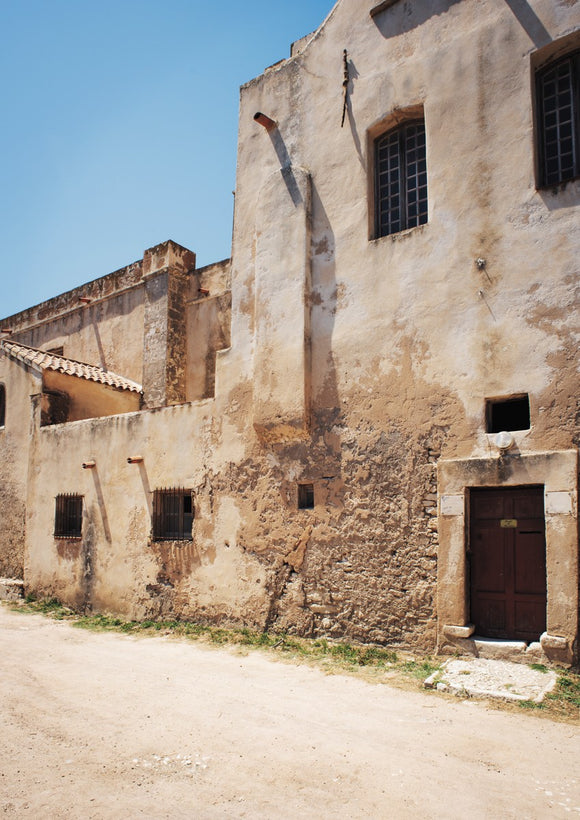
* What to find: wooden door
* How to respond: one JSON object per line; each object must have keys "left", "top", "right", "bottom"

{"left": 469, "top": 487, "right": 546, "bottom": 642}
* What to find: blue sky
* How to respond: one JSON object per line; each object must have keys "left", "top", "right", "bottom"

{"left": 0, "top": 1, "right": 334, "bottom": 319}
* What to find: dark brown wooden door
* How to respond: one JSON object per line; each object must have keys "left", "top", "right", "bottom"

{"left": 469, "top": 487, "right": 546, "bottom": 642}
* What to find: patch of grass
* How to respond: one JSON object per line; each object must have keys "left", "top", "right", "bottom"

{"left": 530, "top": 663, "right": 549, "bottom": 673}
{"left": 516, "top": 671, "right": 580, "bottom": 720}
{"left": 545, "top": 673, "right": 580, "bottom": 709}
{"left": 18, "top": 597, "right": 73, "bottom": 620}
{"left": 401, "top": 659, "right": 440, "bottom": 680}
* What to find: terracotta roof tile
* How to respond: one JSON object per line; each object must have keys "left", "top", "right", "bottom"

{"left": 0, "top": 341, "right": 143, "bottom": 394}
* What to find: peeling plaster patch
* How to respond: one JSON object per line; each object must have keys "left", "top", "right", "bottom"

{"left": 212, "top": 416, "right": 247, "bottom": 468}
{"left": 284, "top": 461, "right": 305, "bottom": 482}
{"left": 214, "top": 496, "right": 242, "bottom": 551}
{"left": 285, "top": 525, "right": 313, "bottom": 571}
{"left": 265, "top": 452, "right": 280, "bottom": 469}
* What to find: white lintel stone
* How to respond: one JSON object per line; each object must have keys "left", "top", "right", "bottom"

{"left": 440, "top": 495, "right": 464, "bottom": 516}
{"left": 545, "top": 491, "right": 574, "bottom": 515}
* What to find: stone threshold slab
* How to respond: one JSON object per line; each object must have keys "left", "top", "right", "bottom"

{"left": 425, "top": 658, "right": 558, "bottom": 703}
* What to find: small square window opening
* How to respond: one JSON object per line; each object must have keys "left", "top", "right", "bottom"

{"left": 54, "top": 494, "right": 83, "bottom": 539}
{"left": 298, "top": 483, "right": 315, "bottom": 510}
{"left": 153, "top": 488, "right": 194, "bottom": 541}
{"left": 486, "top": 395, "right": 531, "bottom": 433}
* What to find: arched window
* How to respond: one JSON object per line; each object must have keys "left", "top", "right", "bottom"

{"left": 536, "top": 51, "right": 580, "bottom": 187}
{"left": 374, "top": 119, "right": 428, "bottom": 238}
{"left": 0, "top": 384, "right": 5, "bottom": 427}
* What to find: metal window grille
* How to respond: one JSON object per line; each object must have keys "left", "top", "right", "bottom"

{"left": 0, "top": 384, "right": 5, "bottom": 427}
{"left": 375, "top": 120, "right": 428, "bottom": 238}
{"left": 54, "top": 494, "right": 83, "bottom": 539}
{"left": 152, "top": 488, "right": 194, "bottom": 541}
{"left": 298, "top": 483, "right": 315, "bottom": 510}
{"left": 537, "top": 52, "right": 580, "bottom": 186}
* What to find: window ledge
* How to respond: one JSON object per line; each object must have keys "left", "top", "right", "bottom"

{"left": 536, "top": 174, "right": 580, "bottom": 194}
{"left": 370, "top": 223, "right": 428, "bottom": 244}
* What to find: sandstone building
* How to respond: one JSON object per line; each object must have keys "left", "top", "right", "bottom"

{"left": 1, "top": 0, "right": 579, "bottom": 664}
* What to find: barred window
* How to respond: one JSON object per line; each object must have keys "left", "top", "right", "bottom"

{"left": 375, "top": 119, "right": 428, "bottom": 238}
{"left": 54, "top": 494, "right": 83, "bottom": 539}
{"left": 0, "top": 384, "right": 5, "bottom": 427}
{"left": 152, "top": 488, "right": 194, "bottom": 541}
{"left": 536, "top": 52, "right": 580, "bottom": 187}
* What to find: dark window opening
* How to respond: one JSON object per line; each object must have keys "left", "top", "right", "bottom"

{"left": 536, "top": 51, "right": 580, "bottom": 187}
{"left": 46, "top": 346, "right": 64, "bottom": 357}
{"left": 41, "top": 389, "right": 70, "bottom": 426}
{"left": 0, "top": 384, "right": 5, "bottom": 427}
{"left": 54, "top": 494, "right": 83, "bottom": 539}
{"left": 486, "top": 395, "right": 531, "bottom": 433}
{"left": 153, "top": 488, "right": 194, "bottom": 541}
{"left": 374, "top": 119, "right": 428, "bottom": 238}
{"left": 298, "top": 483, "right": 315, "bottom": 510}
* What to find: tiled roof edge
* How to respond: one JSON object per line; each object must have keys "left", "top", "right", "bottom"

{"left": 0, "top": 340, "right": 143, "bottom": 394}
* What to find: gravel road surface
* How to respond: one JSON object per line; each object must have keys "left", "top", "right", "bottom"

{"left": 1, "top": 606, "right": 579, "bottom": 818}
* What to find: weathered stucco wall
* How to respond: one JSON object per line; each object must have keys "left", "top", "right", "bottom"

{"left": 4, "top": 261, "right": 147, "bottom": 385}
{"left": 185, "top": 259, "right": 232, "bottom": 402}
{"left": 24, "top": 403, "right": 268, "bottom": 626}
{"left": 0, "top": 356, "right": 40, "bottom": 577}
{"left": 216, "top": 0, "right": 579, "bottom": 651}
{"left": 2, "top": 0, "right": 579, "bottom": 659}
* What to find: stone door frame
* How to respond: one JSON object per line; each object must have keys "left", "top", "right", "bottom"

{"left": 436, "top": 449, "right": 578, "bottom": 664}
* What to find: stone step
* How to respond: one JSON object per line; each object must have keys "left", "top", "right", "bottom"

{"left": 472, "top": 637, "right": 528, "bottom": 660}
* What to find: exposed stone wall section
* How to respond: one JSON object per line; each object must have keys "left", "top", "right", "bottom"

{"left": 0, "top": 482, "right": 25, "bottom": 578}
{"left": 142, "top": 241, "right": 196, "bottom": 408}
{"left": 186, "top": 386, "right": 460, "bottom": 650}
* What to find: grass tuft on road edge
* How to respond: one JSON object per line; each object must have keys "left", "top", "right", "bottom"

{"left": 9, "top": 596, "right": 580, "bottom": 721}
{"left": 16, "top": 596, "right": 402, "bottom": 670}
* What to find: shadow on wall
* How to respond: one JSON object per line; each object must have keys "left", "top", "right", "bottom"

{"left": 371, "top": 0, "right": 462, "bottom": 39}
{"left": 373, "top": 0, "right": 553, "bottom": 50}
{"left": 263, "top": 126, "right": 305, "bottom": 207}
{"left": 310, "top": 181, "right": 340, "bottom": 423}
{"left": 137, "top": 460, "right": 153, "bottom": 518}
{"left": 503, "top": 0, "right": 552, "bottom": 49}
{"left": 90, "top": 466, "right": 112, "bottom": 544}
{"left": 92, "top": 310, "right": 107, "bottom": 370}
{"left": 344, "top": 58, "right": 364, "bottom": 168}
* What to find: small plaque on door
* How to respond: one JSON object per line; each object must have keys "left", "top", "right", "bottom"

{"left": 500, "top": 519, "right": 517, "bottom": 528}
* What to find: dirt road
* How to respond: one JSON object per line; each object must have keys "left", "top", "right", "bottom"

{"left": 1, "top": 606, "right": 579, "bottom": 819}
